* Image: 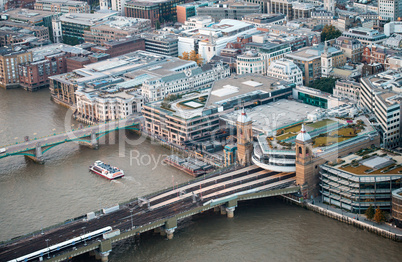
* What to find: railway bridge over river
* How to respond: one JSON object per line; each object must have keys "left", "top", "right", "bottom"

{"left": 0, "top": 165, "right": 300, "bottom": 262}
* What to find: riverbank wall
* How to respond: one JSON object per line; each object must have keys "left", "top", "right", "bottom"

{"left": 281, "top": 195, "right": 402, "bottom": 242}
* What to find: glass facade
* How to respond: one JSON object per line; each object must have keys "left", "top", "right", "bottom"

{"left": 320, "top": 165, "right": 402, "bottom": 213}
{"left": 298, "top": 92, "right": 328, "bottom": 108}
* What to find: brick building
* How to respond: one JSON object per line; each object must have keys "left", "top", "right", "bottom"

{"left": 0, "top": 47, "right": 32, "bottom": 89}
{"left": 4, "top": 0, "right": 35, "bottom": 10}
{"left": 125, "top": 0, "right": 186, "bottom": 26}
{"left": 19, "top": 52, "right": 67, "bottom": 91}
{"left": 362, "top": 45, "right": 401, "bottom": 66}
{"left": 83, "top": 16, "right": 151, "bottom": 45}
{"left": 91, "top": 37, "right": 145, "bottom": 58}
{"left": 34, "top": 0, "right": 90, "bottom": 13}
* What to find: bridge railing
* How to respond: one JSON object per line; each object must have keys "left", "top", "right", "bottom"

{"left": 1, "top": 118, "right": 139, "bottom": 150}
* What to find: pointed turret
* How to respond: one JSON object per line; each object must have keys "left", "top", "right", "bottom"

{"left": 237, "top": 107, "right": 251, "bottom": 123}
{"left": 296, "top": 124, "right": 312, "bottom": 142}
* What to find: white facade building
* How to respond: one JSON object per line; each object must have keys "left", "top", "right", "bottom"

{"left": 324, "top": 0, "right": 335, "bottom": 13}
{"left": 52, "top": 18, "right": 63, "bottom": 43}
{"left": 0, "top": 0, "right": 7, "bottom": 11}
{"left": 236, "top": 51, "right": 265, "bottom": 75}
{"left": 378, "top": 0, "right": 402, "bottom": 22}
{"left": 111, "top": 0, "right": 126, "bottom": 15}
{"left": 100, "top": 0, "right": 110, "bottom": 10}
{"left": 141, "top": 61, "right": 230, "bottom": 101}
{"left": 385, "top": 21, "right": 402, "bottom": 36}
{"left": 76, "top": 91, "right": 143, "bottom": 123}
{"left": 183, "top": 16, "right": 214, "bottom": 30}
{"left": 360, "top": 70, "right": 402, "bottom": 148}
{"left": 178, "top": 19, "right": 258, "bottom": 63}
{"left": 333, "top": 80, "right": 360, "bottom": 103}
{"left": 266, "top": 58, "right": 303, "bottom": 86}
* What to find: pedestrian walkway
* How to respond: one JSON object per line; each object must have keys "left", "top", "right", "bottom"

{"left": 308, "top": 196, "right": 402, "bottom": 235}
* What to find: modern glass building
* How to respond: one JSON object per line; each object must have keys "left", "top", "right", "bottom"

{"left": 320, "top": 153, "right": 402, "bottom": 213}
{"left": 392, "top": 188, "right": 402, "bottom": 227}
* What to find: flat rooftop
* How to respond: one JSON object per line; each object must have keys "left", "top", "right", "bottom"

{"left": 60, "top": 12, "right": 117, "bottom": 26}
{"left": 4, "top": 9, "right": 58, "bottom": 21}
{"left": 221, "top": 99, "right": 319, "bottom": 134}
{"left": 206, "top": 74, "right": 291, "bottom": 107}
{"left": 333, "top": 149, "right": 402, "bottom": 176}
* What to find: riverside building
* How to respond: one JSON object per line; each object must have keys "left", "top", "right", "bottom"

{"left": 320, "top": 149, "right": 402, "bottom": 213}
{"left": 251, "top": 114, "right": 380, "bottom": 198}
{"left": 0, "top": 47, "right": 32, "bottom": 89}
{"left": 49, "top": 51, "right": 200, "bottom": 113}
{"left": 143, "top": 74, "right": 294, "bottom": 145}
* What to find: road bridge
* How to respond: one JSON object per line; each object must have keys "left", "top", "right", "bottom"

{"left": 0, "top": 165, "right": 300, "bottom": 262}
{"left": 0, "top": 117, "right": 140, "bottom": 164}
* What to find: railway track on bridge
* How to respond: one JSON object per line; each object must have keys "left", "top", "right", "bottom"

{"left": 0, "top": 165, "right": 297, "bottom": 261}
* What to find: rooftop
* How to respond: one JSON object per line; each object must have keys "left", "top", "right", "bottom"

{"left": 285, "top": 43, "right": 340, "bottom": 61}
{"left": 28, "top": 43, "right": 91, "bottom": 61}
{"left": 60, "top": 12, "right": 117, "bottom": 26}
{"left": 206, "top": 74, "right": 292, "bottom": 107}
{"left": 3, "top": 8, "right": 58, "bottom": 22}
{"left": 221, "top": 99, "right": 319, "bottom": 134}
{"left": 331, "top": 149, "right": 402, "bottom": 176}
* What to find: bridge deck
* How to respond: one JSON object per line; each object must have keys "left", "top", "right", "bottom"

{"left": 150, "top": 169, "right": 276, "bottom": 209}
{"left": 0, "top": 118, "right": 139, "bottom": 158}
{"left": 0, "top": 166, "right": 296, "bottom": 262}
{"left": 148, "top": 165, "right": 259, "bottom": 203}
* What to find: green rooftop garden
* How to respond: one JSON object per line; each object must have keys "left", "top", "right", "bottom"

{"left": 313, "top": 124, "right": 364, "bottom": 148}
{"left": 275, "top": 119, "right": 337, "bottom": 141}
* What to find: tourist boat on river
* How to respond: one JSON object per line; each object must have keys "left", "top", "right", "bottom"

{"left": 89, "top": 160, "right": 124, "bottom": 180}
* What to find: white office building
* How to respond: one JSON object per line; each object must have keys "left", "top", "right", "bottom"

{"left": 378, "top": 0, "right": 402, "bottom": 23}
{"left": 236, "top": 51, "right": 265, "bottom": 75}
{"left": 385, "top": 21, "right": 402, "bottom": 36}
{"left": 111, "top": 0, "right": 127, "bottom": 15}
{"left": 141, "top": 61, "right": 230, "bottom": 102}
{"left": 178, "top": 19, "right": 258, "bottom": 63}
{"left": 360, "top": 70, "right": 402, "bottom": 148}
{"left": 266, "top": 58, "right": 303, "bottom": 86}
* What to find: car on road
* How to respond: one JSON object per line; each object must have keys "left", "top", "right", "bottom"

{"left": 0, "top": 148, "right": 6, "bottom": 154}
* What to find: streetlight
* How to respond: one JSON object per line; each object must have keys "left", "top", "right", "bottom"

{"left": 130, "top": 210, "right": 133, "bottom": 229}
{"left": 82, "top": 227, "right": 87, "bottom": 246}
{"left": 45, "top": 239, "right": 50, "bottom": 259}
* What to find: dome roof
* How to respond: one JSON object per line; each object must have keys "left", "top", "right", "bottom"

{"left": 237, "top": 108, "right": 251, "bottom": 123}
{"left": 296, "top": 124, "right": 311, "bottom": 142}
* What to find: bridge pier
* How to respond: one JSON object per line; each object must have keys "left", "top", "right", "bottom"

{"left": 100, "top": 252, "right": 110, "bottom": 262}
{"left": 94, "top": 239, "right": 112, "bottom": 262}
{"left": 220, "top": 206, "right": 227, "bottom": 216}
{"left": 213, "top": 206, "right": 220, "bottom": 213}
{"left": 165, "top": 218, "right": 177, "bottom": 240}
{"left": 24, "top": 142, "right": 44, "bottom": 164}
{"left": 91, "top": 131, "right": 99, "bottom": 149}
{"left": 225, "top": 199, "right": 238, "bottom": 218}
{"left": 78, "top": 131, "right": 99, "bottom": 149}
{"left": 165, "top": 228, "right": 175, "bottom": 240}
{"left": 226, "top": 207, "right": 235, "bottom": 218}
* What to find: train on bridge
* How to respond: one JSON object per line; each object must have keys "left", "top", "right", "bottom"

{"left": 9, "top": 227, "right": 112, "bottom": 262}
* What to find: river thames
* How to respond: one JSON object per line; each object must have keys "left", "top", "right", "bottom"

{"left": 0, "top": 88, "right": 400, "bottom": 261}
